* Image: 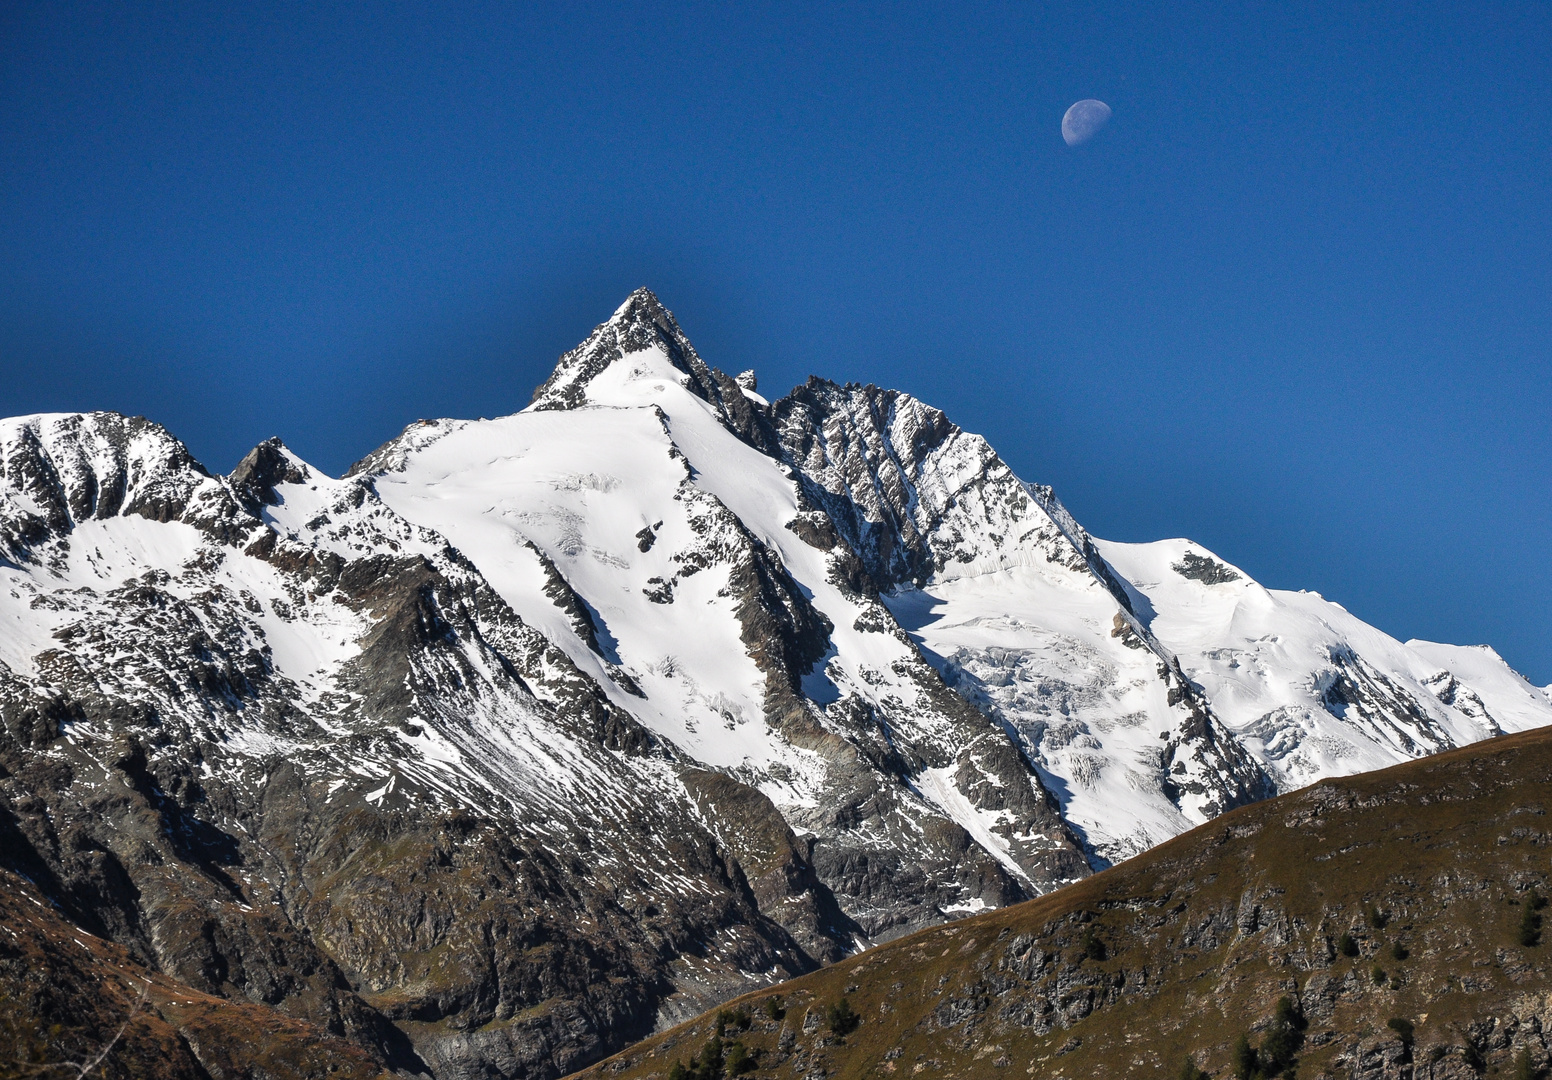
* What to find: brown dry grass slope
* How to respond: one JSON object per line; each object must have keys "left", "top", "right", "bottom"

{"left": 569, "top": 727, "right": 1552, "bottom": 1080}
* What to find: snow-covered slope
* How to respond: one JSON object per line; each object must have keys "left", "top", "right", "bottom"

{"left": 1095, "top": 540, "right": 1539, "bottom": 786}
{"left": 1405, "top": 638, "right": 1552, "bottom": 736}
{"left": 0, "top": 288, "right": 1546, "bottom": 1080}
{"left": 0, "top": 411, "right": 847, "bottom": 1077}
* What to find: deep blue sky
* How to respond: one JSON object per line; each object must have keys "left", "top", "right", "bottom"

{"left": 2, "top": 3, "right": 1549, "bottom": 681}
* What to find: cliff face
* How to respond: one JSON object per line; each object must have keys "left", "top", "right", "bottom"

{"left": 572, "top": 725, "right": 1552, "bottom": 1080}
{"left": 0, "top": 289, "right": 1546, "bottom": 1080}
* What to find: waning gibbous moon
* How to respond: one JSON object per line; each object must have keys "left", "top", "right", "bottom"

{"left": 1062, "top": 99, "right": 1112, "bottom": 146}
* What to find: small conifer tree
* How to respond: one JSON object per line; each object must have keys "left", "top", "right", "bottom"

{"left": 1520, "top": 891, "right": 1544, "bottom": 947}
{"left": 696, "top": 1035, "right": 724, "bottom": 1080}
{"left": 1233, "top": 1033, "right": 1259, "bottom": 1080}
{"left": 1338, "top": 931, "right": 1360, "bottom": 957}
{"left": 826, "top": 997, "right": 860, "bottom": 1036}
{"left": 1179, "top": 1054, "right": 1209, "bottom": 1080}
{"left": 725, "top": 1040, "right": 754, "bottom": 1076}
{"left": 1260, "top": 996, "right": 1306, "bottom": 1074}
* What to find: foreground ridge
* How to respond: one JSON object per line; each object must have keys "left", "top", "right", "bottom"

{"left": 0, "top": 290, "right": 1546, "bottom": 1080}
{"left": 570, "top": 726, "right": 1552, "bottom": 1080}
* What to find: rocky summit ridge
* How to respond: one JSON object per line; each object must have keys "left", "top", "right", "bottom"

{"left": 0, "top": 288, "right": 1547, "bottom": 1080}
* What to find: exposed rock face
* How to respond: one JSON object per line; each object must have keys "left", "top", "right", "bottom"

{"left": 1173, "top": 549, "right": 1242, "bottom": 585}
{"left": 0, "top": 290, "right": 1547, "bottom": 1080}
{"left": 770, "top": 378, "right": 1068, "bottom": 588}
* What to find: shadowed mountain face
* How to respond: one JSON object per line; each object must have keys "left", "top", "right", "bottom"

{"left": 0, "top": 865, "right": 394, "bottom": 1080}
{"left": 0, "top": 290, "right": 1546, "bottom": 1079}
{"left": 571, "top": 725, "right": 1552, "bottom": 1080}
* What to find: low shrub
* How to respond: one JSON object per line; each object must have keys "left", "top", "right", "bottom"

{"left": 669, "top": 1032, "right": 734, "bottom": 1080}
{"left": 725, "top": 1041, "right": 755, "bottom": 1076}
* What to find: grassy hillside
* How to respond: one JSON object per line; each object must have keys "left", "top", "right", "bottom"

{"left": 569, "top": 727, "right": 1552, "bottom": 1080}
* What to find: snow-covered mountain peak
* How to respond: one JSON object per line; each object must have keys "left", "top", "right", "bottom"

{"left": 1405, "top": 638, "right": 1552, "bottom": 734}
{"left": 526, "top": 288, "right": 780, "bottom": 458}
{"left": 529, "top": 287, "right": 708, "bottom": 410}
{"left": 0, "top": 410, "right": 244, "bottom": 564}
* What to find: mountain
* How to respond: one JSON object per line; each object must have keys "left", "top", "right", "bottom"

{"left": 569, "top": 724, "right": 1552, "bottom": 1080}
{"left": 0, "top": 288, "right": 1546, "bottom": 1079}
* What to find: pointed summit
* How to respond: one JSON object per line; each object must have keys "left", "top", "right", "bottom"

{"left": 529, "top": 287, "right": 711, "bottom": 411}
{"left": 526, "top": 287, "right": 781, "bottom": 452}
{"left": 229, "top": 436, "right": 310, "bottom": 509}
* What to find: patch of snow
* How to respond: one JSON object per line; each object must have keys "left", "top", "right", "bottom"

{"left": 911, "top": 764, "right": 1029, "bottom": 884}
